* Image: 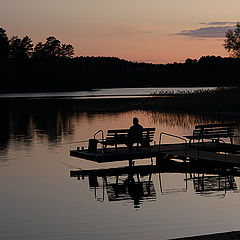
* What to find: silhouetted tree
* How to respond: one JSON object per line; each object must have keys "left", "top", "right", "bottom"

{"left": 0, "top": 27, "right": 9, "bottom": 60}
{"left": 44, "top": 36, "right": 61, "bottom": 57}
{"left": 33, "top": 36, "right": 74, "bottom": 59}
{"left": 60, "top": 44, "right": 74, "bottom": 58}
{"left": 21, "top": 36, "right": 33, "bottom": 58}
{"left": 32, "top": 42, "right": 45, "bottom": 59}
{"left": 185, "top": 58, "right": 197, "bottom": 64}
{"left": 33, "top": 36, "right": 60, "bottom": 59}
{"left": 9, "top": 36, "right": 33, "bottom": 59}
{"left": 224, "top": 22, "right": 240, "bottom": 58}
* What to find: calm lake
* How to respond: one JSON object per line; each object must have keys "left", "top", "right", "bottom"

{"left": 1, "top": 97, "right": 240, "bottom": 240}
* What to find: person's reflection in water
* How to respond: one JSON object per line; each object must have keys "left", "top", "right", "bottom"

{"left": 124, "top": 174, "right": 143, "bottom": 208}
{"left": 126, "top": 117, "right": 143, "bottom": 151}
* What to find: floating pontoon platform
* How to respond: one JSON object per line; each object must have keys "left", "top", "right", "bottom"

{"left": 70, "top": 142, "right": 240, "bottom": 165}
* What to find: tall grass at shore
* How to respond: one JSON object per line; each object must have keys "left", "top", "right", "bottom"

{"left": 145, "top": 87, "right": 240, "bottom": 112}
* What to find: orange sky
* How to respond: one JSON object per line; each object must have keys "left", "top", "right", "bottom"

{"left": 0, "top": 0, "right": 239, "bottom": 63}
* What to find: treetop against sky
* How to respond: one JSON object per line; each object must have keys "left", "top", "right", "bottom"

{"left": 0, "top": 0, "right": 239, "bottom": 63}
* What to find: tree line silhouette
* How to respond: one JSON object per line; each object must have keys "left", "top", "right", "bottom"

{"left": 0, "top": 28, "right": 74, "bottom": 60}
{"left": 1, "top": 27, "right": 240, "bottom": 93}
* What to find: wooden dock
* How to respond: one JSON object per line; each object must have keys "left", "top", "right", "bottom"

{"left": 70, "top": 142, "right": 240, "bottom": 165}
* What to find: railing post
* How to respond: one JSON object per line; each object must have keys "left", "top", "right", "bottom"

{"left": 94, "top": 129, "right": 104, "bottom": 152}
{"left": 159, "top": 132, "right": 188, "bottom": 161}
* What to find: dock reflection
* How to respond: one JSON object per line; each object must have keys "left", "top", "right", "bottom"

{"left": 82, "top": 171, "right": 156, "bottom": 208}
{"left": 106, "top": 173, "right": 155, "bottom": 207}
{"left": 191, "top": 173, "right": 237, "bottom": 197}
{"left": 71, "top": 160, "right": 240, "bottom": 206}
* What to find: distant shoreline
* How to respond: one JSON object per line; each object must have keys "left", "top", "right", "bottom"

{"left": 0, "top": 85, "right": 217, "bottom": 95}
{"left": 0, "top": 86, "right": 217, "bottom": 99}
{"left": 0, "top": 56, "right": 238, "bottom": 93}
{"left": 0, "top": 88, "right": 239, "bottom": 114}
{"left": 173, "top": 230, "right": 240, "bottom": 240}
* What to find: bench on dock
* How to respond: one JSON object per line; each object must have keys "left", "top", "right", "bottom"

{"left": 184, "top": 123, "right": 236, "bottom": 146}
{"left": 98, "top": 128, "right": 155, "bottom": 152}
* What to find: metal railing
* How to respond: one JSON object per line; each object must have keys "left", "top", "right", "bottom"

{"left": 159, "top": 132, "right": 188, "bottom": 160}
{"left": 94, "top": 129, "right": 105, "bottom": 152}
{"left": 94, "top": 129, "right": 104, "bottom": 141}
{"left": 218, "top": 139, "right": 227, "bottom": 165}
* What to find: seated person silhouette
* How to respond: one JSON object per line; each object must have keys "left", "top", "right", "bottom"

{"left": 126, "top": 117, "right": 143, "bottom": 151}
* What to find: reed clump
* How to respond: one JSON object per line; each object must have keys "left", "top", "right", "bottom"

{"left": 145, "top": 87, "right": 240, "bottom": 112}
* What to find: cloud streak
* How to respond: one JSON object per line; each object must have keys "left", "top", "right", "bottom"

{"left": 174, "top": 25, "right": 234, "bottom": 39}
{"left": 200, "top": 21, "right": 235, "bottom": 26}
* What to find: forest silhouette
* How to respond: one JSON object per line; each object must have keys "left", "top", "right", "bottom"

{"left": 1, "top": 27, "right": 240, "bottom": 93}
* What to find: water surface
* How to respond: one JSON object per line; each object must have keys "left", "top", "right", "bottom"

{"left": 1, "top": 99, "right": 240, "bottom": 240}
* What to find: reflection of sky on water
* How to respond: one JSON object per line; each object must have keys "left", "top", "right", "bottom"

{"left": 1, "top": 99, "right": 240, "bottom": 239}
{"left": 0, "top": 87, "right": 216, "bottom": 99}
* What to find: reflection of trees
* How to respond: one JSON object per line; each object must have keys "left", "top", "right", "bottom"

{"left": 32, "top": 108, "right": 74, "bottom": 144}
{"left": 0, "top": 100, "right": 76, "bottom": 154}
{"left": 0, "top": 106, "right": 10, "bottom": 159}
{"left": 9, "top": 109, "right": 34, "bottom": 144}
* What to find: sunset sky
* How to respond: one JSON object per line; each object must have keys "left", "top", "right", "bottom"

{"left": 0, "top": 0, "right": 239, "bottom": 63}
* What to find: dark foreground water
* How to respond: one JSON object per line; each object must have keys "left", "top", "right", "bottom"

{"left": 1, "top": 99, "right": 240, "bottom": 240}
